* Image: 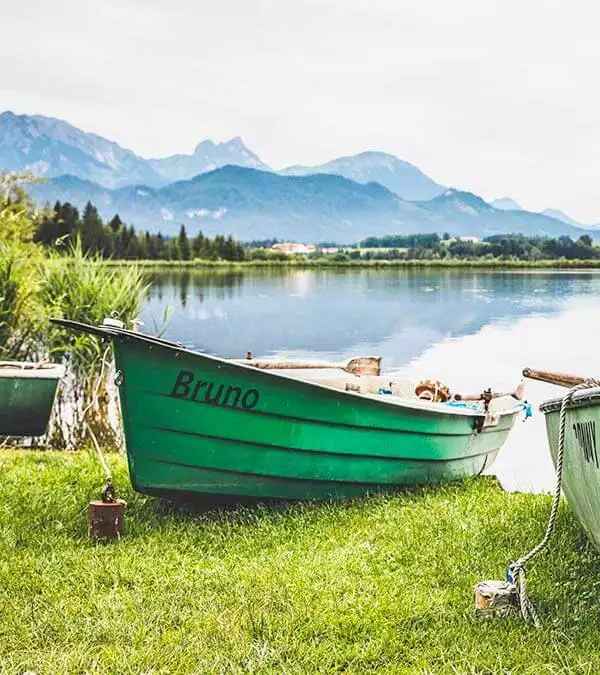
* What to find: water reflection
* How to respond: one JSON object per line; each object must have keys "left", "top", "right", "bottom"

{"left": 140, "top": 268, "right": 600, "bottom": 493}
{"left": 142, "top": 268, "right": 600, "bottom": 363}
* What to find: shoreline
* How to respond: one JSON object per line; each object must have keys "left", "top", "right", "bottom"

{"left": 102, "top": 258, "right": 600, "bottom": 270}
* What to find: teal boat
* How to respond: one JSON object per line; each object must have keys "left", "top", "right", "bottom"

{"left": 54, "top": 318, "right": 524, "bottom": 502}
{"left": 525, "top": 367, "right": 600, "bottom": 550}
{"left": 0, "top": 361, "right": 65, "bottom": 437}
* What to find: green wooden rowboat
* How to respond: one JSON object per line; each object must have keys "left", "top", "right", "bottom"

{"left": 54, "top": 318, "right": 524, "bottom": 502}
{"left": 523, "top": 367, "right": 600, "bottom": 550}
{"left": 0, "top": 362, "right": 65, "bottom": 437}
{"left": 538, "top": 381, "right": 600, "bottom": 550}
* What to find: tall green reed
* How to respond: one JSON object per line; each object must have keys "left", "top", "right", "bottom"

{"left": 39, "top": 242, "right": 147, "bottom": 448}
{"left": 0, "top": 174, "right": 45, "bottom": 360}
{"left": 0, "top": 174, "right": 146, "bottom": 449}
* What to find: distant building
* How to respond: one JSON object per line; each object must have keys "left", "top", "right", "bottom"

{"left": 271, "top": 242, "right": 317, "bottom": 255}
{"left": 441, "top": 236, "right": 480, "bottom": 245}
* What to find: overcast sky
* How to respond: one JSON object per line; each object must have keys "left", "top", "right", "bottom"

{"left": 2, "top": 0, "right": 599, "bottom": 221}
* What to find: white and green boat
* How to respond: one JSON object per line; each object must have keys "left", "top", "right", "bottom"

{"left": 0, "top": 361, "right": 65, "bottom": 437}
{"left": 525, "top": 367, "right": 600, "bottom": 550}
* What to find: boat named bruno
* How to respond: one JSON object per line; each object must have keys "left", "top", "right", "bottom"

{"left": 53, "top": 318, "right": 524, "bottom": 502}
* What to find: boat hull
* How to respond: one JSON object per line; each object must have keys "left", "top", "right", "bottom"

{"left": 0, "top": 364, "right": 64, "bottom": 437}
{"left": 542, "top": 388, "right": 600, "bottom": 550}
{"left": 105, "top": 330, "right": 520, "bottom": 501}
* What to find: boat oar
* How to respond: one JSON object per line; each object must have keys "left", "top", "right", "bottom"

{"left": 522, "top": 367, "right": 588, "bottom": 388}
{"left": 454, "top": 381, "right": 525, "bottom": 402}
{"left": 233, "top": 355, "right": 382, "bottom": 376}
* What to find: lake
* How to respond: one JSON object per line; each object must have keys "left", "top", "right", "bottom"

{"left": 140, "top": 267, "right": 600, "bottom": 494}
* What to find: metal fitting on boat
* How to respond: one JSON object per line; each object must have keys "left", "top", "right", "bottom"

{"left": 102, "top": 317, "right": 125, "bottom": 329}
{"left": 102, "top": 311, "right": 126, "bottom": 329}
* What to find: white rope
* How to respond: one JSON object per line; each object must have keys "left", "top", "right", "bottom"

{"left": 84, "top": 420, "right": 111, "bottom": 482}
{"left": 509, "top": 378, "right": 600, "bottom": 627}
{"left": 81, "top": 346, "right": 113, "bottom": 483}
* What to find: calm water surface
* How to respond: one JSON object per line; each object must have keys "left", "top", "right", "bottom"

{"left": 140, "top": 268, "right": 600, "bottom": 494}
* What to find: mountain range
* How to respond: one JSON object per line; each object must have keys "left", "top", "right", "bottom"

{"left": 280, "top": 152, "right": 445, "bottom": 201}
{"left": 148, "top": 137, "right": 269, "bottom": 183}
{"left": 0, "top": 112, "right": 269, "bottom": 188}
{"left": 490, "top": 197, "right": 591, "bottom": 229}
{"left": 0, "top": 110, "right": 595, "bottom": 241}
{"left": 28, "top": 169, "right": 592, "bottom": 241}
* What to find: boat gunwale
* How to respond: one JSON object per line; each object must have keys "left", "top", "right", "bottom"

{"left": 50, "top": 318, "right": 523, "bottom": 421}
{"left": 0, "top": 362, "right": 65, "bottom": 380}
{"left": 540, "top": 387, "right": 600, "bottom": 414}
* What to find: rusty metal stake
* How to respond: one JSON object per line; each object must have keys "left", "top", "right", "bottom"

{"left": 88, "top": 499, "right": 127, "bottom": 540}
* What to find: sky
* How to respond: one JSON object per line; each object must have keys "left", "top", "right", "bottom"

{"left": 2, "top": 0, "right": 600, "bottom": 222}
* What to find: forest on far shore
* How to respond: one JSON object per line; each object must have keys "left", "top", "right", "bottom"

{"left": 34, "top": 199, "right": 600, "bottom": 262}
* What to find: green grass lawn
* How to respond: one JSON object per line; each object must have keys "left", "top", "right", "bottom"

{"left": 2, "top": 450, "right": 600, "bottom": 674}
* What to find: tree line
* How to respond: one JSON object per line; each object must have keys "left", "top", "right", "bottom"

{"left": 356, "top": 233, "right": 600, "bottom": 261}
{"left": 34, "top": 201, "right": 247, "bottom": 261}
{"left": 33, "top": 199, "right": 600, "bottom": 262}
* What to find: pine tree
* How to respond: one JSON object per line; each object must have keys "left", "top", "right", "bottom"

{"left": 80, "top": 202, "right": 105, "bottom": 254}
{"left": 192, "top": 231, "right": 206, "bottom": 258}
{"left": 178, "top": 225, "right": 191, "bottom": 260}
{"left": 126, "top": 226, "right": 137, "bottom": 258}
{"left": 145, "top": 232, "right": 157, "bottom": 259}
{"left": 59, "top": 203, "right": 80, "bottom": 244}
{"left": 34, "top": 201, "right": 61, "bottom": 245}
{"left": 156, "top": 233, "right": 167, "bottom": 260}
{"left": 108, "top": 214, "right": 123, "bottom": 233}
{"left": 213, "top": 235, "right": 225, "bottom": 259}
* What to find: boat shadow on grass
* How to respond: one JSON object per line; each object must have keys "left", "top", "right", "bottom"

{"left": 132, "top": 476, "right": 502, "bottom": 526}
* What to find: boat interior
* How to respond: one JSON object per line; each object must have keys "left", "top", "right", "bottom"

{"left": 269, "top": 368, "right": 522, "bottom": 414}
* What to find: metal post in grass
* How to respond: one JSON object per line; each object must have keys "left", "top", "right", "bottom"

{"left": 88, "top": 479, "right": 127, "bottom": 540}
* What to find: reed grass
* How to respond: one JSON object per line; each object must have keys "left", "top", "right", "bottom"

{"left": 40, "top": 243, "right": 146, "bottom": 368}
{"left": 0, "top": 174, "right": 46, "bottom": 360}
{"left": 37, "top": 244, "right": 147, "bottom": 448}
{"left": 0, "top": 245, "right": 42, "bottom": 360}
{"left": 3, "top": 450, "right": 600, "bottom": 673}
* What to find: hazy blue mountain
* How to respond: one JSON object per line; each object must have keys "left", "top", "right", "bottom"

{"left": 492, "top": 201, "right": 591, "bottom": 229}
{"left": 541, "top": 208, "right": 583, "bottom": 228}
{"left": 149, "top": 137, "right": 270, "bottom": 182}
{"left": 0, "top": 111, "right": 270, "bottom": 188}
{"left": 418, "top": 189, "right": 590, "bottom": 238}
{"left": 280, "top": 151, "right": 445, "bottom": 201}
{"left": 31, "top": 167, "right": 424, "bottom": 240}
{"left": 30, "top": 168, "right": 593, "bottom": 242}
{"left": 0, "top": 111, "right": 163, "bottom": 188}
{"left": 490, "top": 197, "right": 523, "bottom": 211}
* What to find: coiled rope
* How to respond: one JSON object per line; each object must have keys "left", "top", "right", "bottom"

{"left": 508, "top": 378, "right": 600, "bottom": 628}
